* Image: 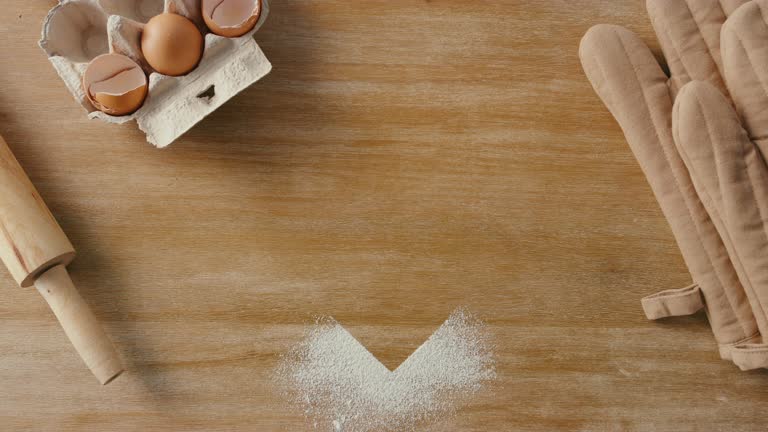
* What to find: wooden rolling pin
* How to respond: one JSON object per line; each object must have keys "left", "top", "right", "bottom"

{"left": 0, "top": 134, "right": 122, "bottom": 384}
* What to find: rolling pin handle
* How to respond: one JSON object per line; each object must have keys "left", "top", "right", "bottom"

{"left": 34, "top": 265, "right": 123, "bottom": 385}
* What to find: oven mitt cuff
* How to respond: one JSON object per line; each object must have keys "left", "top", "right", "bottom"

{"left": 642, "top": 283, "right": 704, "bottom": 320}
{"left": 730, "top": 342, "right": 768, "bottom": 370}
{"left": 642, "top": 282, "right": 767, "bottom": 369}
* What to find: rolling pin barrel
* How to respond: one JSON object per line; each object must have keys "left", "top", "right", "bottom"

{"left": 0, "top": 136, "right": 74, "bottom": 285}
{"left": 0, "top": 134, "right": 122, "bottom": 384}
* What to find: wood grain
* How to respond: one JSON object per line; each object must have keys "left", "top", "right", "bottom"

{"left": 0, "top": 0, "right": 766, "bottom": 431}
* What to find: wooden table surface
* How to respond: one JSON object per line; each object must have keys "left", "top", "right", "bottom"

{"left": 1, "top": 1, "right": 766, "bottom": 431}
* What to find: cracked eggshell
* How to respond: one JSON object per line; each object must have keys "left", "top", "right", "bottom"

{"left": 83, "top": 53, "right": 148, "bottom": 116}
{"left": 40, "top": 0, "right": 273, "bottom": 148}
{"left": 141, "top": 13, "right": 204, "bottom": 76}
{"left": 203, "top": 0, "right": 261, "bottom": 38}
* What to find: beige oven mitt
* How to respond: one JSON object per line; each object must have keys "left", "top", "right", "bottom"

{"left": 580, "top": 0, "right": 768, "bottom": 370}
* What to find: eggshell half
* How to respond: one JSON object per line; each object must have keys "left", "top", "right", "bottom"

{"left": 203, "top": 0, "right": 261, "bottom": 38}
{"left": 83, "top": 54, "right": 148, "bottom": 116}
{"left": 141, "top": 13, "right": 204, "bottom": 76}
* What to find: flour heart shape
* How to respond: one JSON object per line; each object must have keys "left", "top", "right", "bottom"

{"left": 275, "top": 309, "right": 496, "bottom": 432}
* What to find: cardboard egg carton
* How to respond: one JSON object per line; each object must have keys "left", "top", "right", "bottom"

{"left": 40, "top": 0, "right": 272, "bottom": 148}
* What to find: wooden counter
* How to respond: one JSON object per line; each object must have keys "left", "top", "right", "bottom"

{"left": 0, "top": 0, "right": 765, "bottom": 430}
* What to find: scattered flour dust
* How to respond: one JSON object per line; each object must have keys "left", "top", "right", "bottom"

{"left": 275, "top": 309, "right": 496, "bottom": 432}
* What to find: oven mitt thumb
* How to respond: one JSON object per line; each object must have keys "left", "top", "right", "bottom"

{"left": 671, "top": 0, "right": 768, "bottom": 370}
{"left": 579, "top": 0, "right": 763, "bottom": 365}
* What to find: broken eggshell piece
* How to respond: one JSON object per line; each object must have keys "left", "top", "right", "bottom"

{"left": 83, "top": 54, "right": 148, "bottom": 116}
{"left": 203, "top": 0, "right": 261, "bottom": 38}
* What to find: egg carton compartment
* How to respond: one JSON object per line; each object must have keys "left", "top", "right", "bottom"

{"left": 40, "top": 0, "right": 272, "bottom": 148}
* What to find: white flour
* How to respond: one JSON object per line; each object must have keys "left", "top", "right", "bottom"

{"left": 275, "top": 309, "right": 496, "bottom": 431}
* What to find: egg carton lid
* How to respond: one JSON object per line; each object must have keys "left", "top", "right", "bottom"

{"left": 40, "top": 0, "right": 272, "bottom": 148}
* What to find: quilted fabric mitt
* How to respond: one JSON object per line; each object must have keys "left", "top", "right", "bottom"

{"left": 580, "top": 0, "right": 768, "bottom": 370}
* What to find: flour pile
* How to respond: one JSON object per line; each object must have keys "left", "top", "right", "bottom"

{"left": 275, "top": 309, "right": 496, "bottom": 431}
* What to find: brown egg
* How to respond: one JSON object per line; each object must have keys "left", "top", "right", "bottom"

{"left": 202, "top": 0, "right": 261, "bottom": 38}
{"left": 141, "top": 13, "right": 204, "bottom": 76}
{"left": 83, "top": 54, "right": 148, "bottom": 116}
